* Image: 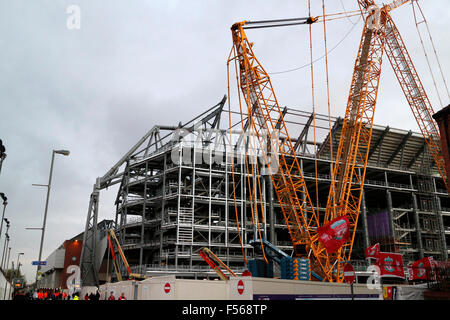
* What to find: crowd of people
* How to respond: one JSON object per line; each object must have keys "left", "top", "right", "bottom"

{"left": 107, "top": 291, "right": 127, "bottom": 300}
{"left": 11, "top": 288, "right": 102, "bottom": 300}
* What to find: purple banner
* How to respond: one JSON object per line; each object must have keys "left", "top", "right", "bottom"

{"left": 367, "top": 210, "right": 391, "bottom": 240}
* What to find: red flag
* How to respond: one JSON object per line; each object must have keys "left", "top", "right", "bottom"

{"left": 409, "top": 257, "right": 433, "bottom": 280}
{"left": 317, "top": 215, "right": 350, "bottom": 253}
{"left": 365, "top": 243, "right": 380, "bottom": 260}
{"left": 375, "top": 252, "right": 405, "bottom": 279}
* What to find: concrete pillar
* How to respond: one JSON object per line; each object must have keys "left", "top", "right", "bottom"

{"left": 267, "top": 176, "right": 275, "bottom": 244}
{"left": 434, "top": 196, "right": 448, "bottom": 260}
{"left": 360, "top": 190, "right": 370, "bottom": 250}
{"left": 385, "top": 190, "right": 396, "bottom": 246}
{"left": 411, "top": 193, "right": 424, "bottom": 259}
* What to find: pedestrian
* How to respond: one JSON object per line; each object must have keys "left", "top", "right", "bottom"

{"left": 84, "top": 293, "right": 89, "bottom": 300}
{"left": 118, "top": 292, "right": 127, "bottom": 300}
{"left": 89, "top": 291, "right": 95, "bottom": 301}
{"left": 108, "top": 291, "right": 115, "bottom": 300}
{"left": 63, "top": 292, "right": 67, "bottom": 300}
{"left": 33, "top": 291, "right": 38, "bottom": 300}
{"left": 95, "top": 290, "right": 100, "bottom": 301}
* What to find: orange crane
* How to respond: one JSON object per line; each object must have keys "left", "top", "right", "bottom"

{"left": 199, "top": 247, "right": 238, "bottom": 280}
{"left": 326, "top": 0, "right": 448, "bottom": 281}
{"left": 228, "top": 0, "right": 447, "bottom": 282}
{"left": 107, "top": 228, "right": 147, "bottom": 281}
{"left": 229, "top": 17, "right": 332, "bottom": 281}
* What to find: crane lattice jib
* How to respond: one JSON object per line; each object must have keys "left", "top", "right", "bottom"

{"left": 324, "top": 9, "right": 389, "bottom": 281}
{"left": 229, "top": 22, "right": 332, "bottom": 281}
{"left": 383, "top": 14, "right": 448, "bottom": 190}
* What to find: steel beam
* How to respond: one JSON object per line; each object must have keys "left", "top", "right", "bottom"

{"left": 386, "top": 130, "right": 412, "bottom": 166}
{"left": 368, "top": 126, "right": 390, "bottom": 160}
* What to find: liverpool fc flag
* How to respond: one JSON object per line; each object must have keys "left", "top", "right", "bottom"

{"left": 365, "top": 243, "right": 380, "bottom": 260}
{"left": 375, "top": 252, "right": 405, "bottom": 279}
{"left": 408, "top": 257, "right": 434, "bottom": 280}
{"left": 317, "top": 215, "right": 350, "bottom": 253}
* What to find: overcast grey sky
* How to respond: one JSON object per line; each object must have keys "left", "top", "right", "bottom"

{"left": 0, "top": 0, "right": 448, "bottom": 283}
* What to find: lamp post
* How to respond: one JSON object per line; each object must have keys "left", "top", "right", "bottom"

{"left": 1, "top": 233, "right": 9, "bottom": 269}
{"left": 16, "top": 252, "right": 24, "bottom": 277}
{"left": 3, "top": 247, "right": 12, "bottom": 300}
{"left": 0, "top": 193, "right": 7, "bottom": 243}
{"left": 1, "top": 219, "right": 10, "bottom": 269}
{"left": 34, "top": 149, "right": 70, "bottom": 285}
{"left": 0, "top": 139, "right": 6, "bottom": 176}
{"left": 6, "top": 247, "right": 11, "bottom": 272}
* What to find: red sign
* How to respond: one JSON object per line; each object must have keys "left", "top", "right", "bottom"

{"left": 343, "top": 263, "right": 355, "bottom": 284}
{"left": 408, "top": 257, "right": 434, "bottom": 280}
{"left": 164, "top": 282, "right": 171, "bottom": 294}
{"left": 317, "top": 215, "right": 350, "bottom": 253}
{"left": 365, "top": 243, "right": 380, "bottom": 260}
{"left": 375, "top": 252, "right": 404, "bottom": 279}
{"left": 242, "top": 270, "right": 252, "bottom": 277}
{"left": 237, "top": 280, "right": 244, "bottom": 295}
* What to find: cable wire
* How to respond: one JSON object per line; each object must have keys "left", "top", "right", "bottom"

{"left": 268, "top": 15, "right": 362, "bottom": 75}
{"left": 412, "top": 0, "right": 450, "bottom": 104}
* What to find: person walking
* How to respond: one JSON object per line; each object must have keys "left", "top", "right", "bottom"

{"left": 84, "top": 293, "right": 90, "bottom": 300}
{"left": 108, "top": 291, "right": 115, "bottom": 300}
{"left": 118, "top": 292, "right": 127, "bottom": 300}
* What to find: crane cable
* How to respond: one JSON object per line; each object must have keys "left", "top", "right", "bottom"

{"left": 227, "top": 45, "right": 247, "bottom": 264}
{"left": 411, "top": 0, "right": 450, "bottom": 106}
{"left": 340, "top": 0, "right": 359, "bottom": 26}
{"left": 322, "top": 0, "right": 335, "bottom": 217}
{"left": 307, "top": 0, "right": 320, "bottom": 213}
{"left": 268, "top": 15, "right": 362, "bottom": 75}
{"left": 246, "top": 119, "right": 269, "bottom": 263}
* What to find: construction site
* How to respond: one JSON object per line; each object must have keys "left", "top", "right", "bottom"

{"left": 26, "top": 0, "right": 450, "bottom": 301}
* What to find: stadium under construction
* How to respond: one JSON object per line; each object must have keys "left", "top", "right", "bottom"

{"left": 71, "top": 2, "right": 450, "bottom": 300}
{"left": 107, "top": 98, "right": 449, "bottom": 281}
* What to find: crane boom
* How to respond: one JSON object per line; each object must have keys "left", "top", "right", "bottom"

{"left": 229, "top": 20, "right": 332, "bottom": 280}
{"left": 383, "top": 14, "right": 448, "bottom": 189}
{"left": 324, "top": 7, "right": 388, "bottom": 278}
{"left": 200, "top": 247, "right": 237, "bottom": 280}
{"left": 107, "top": 228, "right": 147, "bottom": 281}
{"left": 229, "top": 1, "right": 446, "bottom": 282}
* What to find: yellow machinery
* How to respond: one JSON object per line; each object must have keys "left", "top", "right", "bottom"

{"left": 107, "top": 229, "right": 147, "bottom": 281}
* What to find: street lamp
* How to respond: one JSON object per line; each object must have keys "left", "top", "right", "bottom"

{"left": 34, "top": 149, "right": 70, "bottom": 284}
{"left": 0, "top": 193, "right": 7, "bottom": 243}
{"left": 0, "top": 139, "right": 6, "bottom": 176}
{"left": 16, "top": 252, "right": 24, "bottom": 277}
{"left": 1, "top": 219, "right": 10, "bottom": 269}
{"left": 3, "top": 247, "right": 12, "bottom": 300}
{"left": 6, "top": 247, "right": 11, "bottom": 272}
{"left": 1, "top": 232, "right": 9, "bottom": 269}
